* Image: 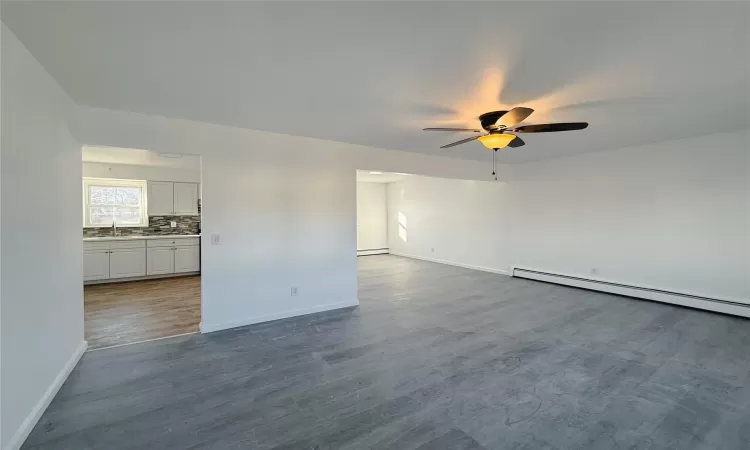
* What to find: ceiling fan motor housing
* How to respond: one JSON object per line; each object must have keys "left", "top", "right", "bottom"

{"left": 479, "top": 110, "right": 509, "bottom": 130}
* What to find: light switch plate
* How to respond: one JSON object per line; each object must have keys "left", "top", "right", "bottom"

{"left": 170, "top": 221, "right": 177, "bottom": 227}
{"left": 211, "top": 234, "right": 220, "bottom": 245}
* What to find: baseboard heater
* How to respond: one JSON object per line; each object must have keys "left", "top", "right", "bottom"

{"left": 357, "top": 248, "right": 389, "bottom": 256}
{"left": 512, "top": 267, "right": 750, "bottom": 318}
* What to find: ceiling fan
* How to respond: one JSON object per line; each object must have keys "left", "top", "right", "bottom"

{"left": 423, "top": 107, "right": 588, "bottom": 179}
{"left": 423, "top": 107, "right": 588, "bottom": 149}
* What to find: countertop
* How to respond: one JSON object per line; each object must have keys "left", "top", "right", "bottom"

{"left": 83, "top": 234, "right": 201, "bottom": 242}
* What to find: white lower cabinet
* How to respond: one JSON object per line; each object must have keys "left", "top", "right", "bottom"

{"left": 110, "top": 248, "right": 147, "bottom": 279}
{"left": 147, "top": 247, "right": 176, "bottom": 275}
{"left": 174, "top": 245, "right": 200, "bottom": 273}
{"left": 84, "top": 237, "right": 199, "bottom": 283}
{"left": 84, "top": 250, "right": 110, "bottom": 281}
{"left": 146, "top": 237, "right": 200, "bottom": 276}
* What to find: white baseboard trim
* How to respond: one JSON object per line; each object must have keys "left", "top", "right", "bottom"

{"left": 389, "top": 252, "right": 510, "bottom": 276}
{"left": 84, "top": 271, "right": 200, "bottom": 285}
{"left": 6, "top": 340, "right": 87, "bottom": 450}
{"left": 357, "top": 248, "right": 389, "bottom": 256}
{"left": 87, "top": 332, "right": 199, "bottom": 351}
{"left": 199, "top": 300, "right": 360, "bottom": 333}
{"left": 512, "top": 266, "right": 750, "bottom": 318}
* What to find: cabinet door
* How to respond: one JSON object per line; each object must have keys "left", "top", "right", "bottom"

{"left": 147, "top": 247, "right": 175, "bottom": 275}
{"left": 174, "top": 246, "right": 200, "bottom": 273}
{"left": 148, "top": 181, "right": 174, "bottom": 215}
{"left": 173, "top": 182, "right": 199, "bottom": 215}
{"left": 84, "top": 251, "right": 110, "bottom": 281}
{"left": 109, "top": 248, "right": 146, "bottom": 279}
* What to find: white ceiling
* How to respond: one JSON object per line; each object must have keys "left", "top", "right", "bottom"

{"left": 4, "top": 2, "right": 749, "bottom": 163}
{"left": 82, "top": 146, "right": 201, "bottom": 169}
{"left": 356, "top": 170, "right": 411, "bottom": 184}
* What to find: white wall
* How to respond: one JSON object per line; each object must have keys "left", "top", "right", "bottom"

{"left": 82, "top": 161, "right": 200, "bottom": 183}
{"left": 356, "top": 182, "right": 388, "bottom": 252}
{"left": 388, "top": 129, "right": 750, "bottom": 304}
{"left": 388, "top": 176, "right": 510, "bottom": 273}
{"left": 507, "top": 129, "right": 750, "bottom": 304}
{"left": 1, "top": 24, "right": 85, "bottom": 450}
{"left": 3, "top": 10, "right": 745, "bottom": 450}
{"left": 70, "top": 105, "right": 494, "bottom": 332}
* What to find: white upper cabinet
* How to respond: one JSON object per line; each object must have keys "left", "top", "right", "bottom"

{"left": 147, "top": 181, "right": 175, "bottom": 215}
{"left": 173, "top": 182, "right": 199, "bottom": 215}
{"left": 147, "top": 181, "right": 199, "bottom": 216}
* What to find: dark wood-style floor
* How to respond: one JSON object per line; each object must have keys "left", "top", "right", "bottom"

{"left": 26, "top": 256, "right": 750, "bottom": 449}
{"left": 85, "top": 276, "right": 201, "bottom": 349}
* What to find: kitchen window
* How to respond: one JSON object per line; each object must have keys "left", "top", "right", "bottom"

{"left": 83, "top": 178, "right": 148, "bottom": 227}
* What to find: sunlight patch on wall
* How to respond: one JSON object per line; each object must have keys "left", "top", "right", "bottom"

{"left": 398, "top": 212, "right": 408, "bottom": 243}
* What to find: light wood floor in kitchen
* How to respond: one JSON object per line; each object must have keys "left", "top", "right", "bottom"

{"left": 85, "top": 276, "right": 201, "bottom": 349}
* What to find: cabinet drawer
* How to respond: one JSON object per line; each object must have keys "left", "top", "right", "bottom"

{"left": 174, "top": 238, "right": 200, "bottom": 247}
{"left": 147, "top": 237, "right": 199, "bottom": 248}
{"left": 83, "top": 242, "right": 110, "bottom": 252}
{"left": 147, "top": 238, "right": 180, "bottom": 248}
{"left": 109, "top": 239, "right": 146, "bottom": 250}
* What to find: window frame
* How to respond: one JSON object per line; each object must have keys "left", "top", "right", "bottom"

{"left": 82, "top": 177, "right": 149, "bottom": 228}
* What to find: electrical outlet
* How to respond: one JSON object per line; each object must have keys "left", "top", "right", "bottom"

{"left": 170, "top": 221, "right": 177, "bottom": 228}
{"left": 431, "top": 247, "right": 435, "bottom": 253}
{"left": 591, "top": 268, "right": 598, "bottom": 275}
{"left": 291, "top": 287, "right": 298, "bottom": 296}
{"left": 211, "top": 234, "right": 221, "bottom": 245}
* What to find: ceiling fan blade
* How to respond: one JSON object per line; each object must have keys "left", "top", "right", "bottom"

{"left": 507, "top": 136, "right": 525, "bottom": 148}
{"left": 495, "top": 107, "right": 534, "bottom": 128}
{"left": 512, "top": 122, "right": 589, "bottom": 133}
{"left": 423, "top": 127, "right": 483, "bottom": 132}
{"left": 440, "top": 136, "right": 481, "bottom": 148}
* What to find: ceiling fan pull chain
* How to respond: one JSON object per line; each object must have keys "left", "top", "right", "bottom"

{"left": 492, "top": 148, "right": 497, "bottom": 180}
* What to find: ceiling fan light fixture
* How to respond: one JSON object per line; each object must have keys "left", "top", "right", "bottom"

{"left": 478, "top": 133, "right": 516, "bottom": 149}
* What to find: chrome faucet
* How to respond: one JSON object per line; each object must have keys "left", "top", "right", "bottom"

{"left": 112, "top": 219, "right": 118, "bottom": 237}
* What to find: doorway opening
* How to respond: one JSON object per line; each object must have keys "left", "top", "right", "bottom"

{"left": 355, "top": 170, "right": 411, "bottom": 257}
{"left": 81, "top": 146, "right": 202, "bottom": 349}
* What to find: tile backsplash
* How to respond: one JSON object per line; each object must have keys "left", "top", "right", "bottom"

{"left": 83, "top": 215, "right": 200, "bottom": 237}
